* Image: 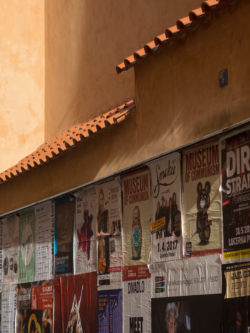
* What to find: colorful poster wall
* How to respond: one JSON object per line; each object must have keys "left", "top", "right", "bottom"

{"left": 123, "top": 265, "right": 151, "bottom": 333}
{"left": 122, "top": 168, "right": 151, "bottom": 266}
{"left": 19, "top": 208, "right": 36, "bottom": 283}
{"left": 54, "top": 195, "right": 75, "bottom": 275}
{"left": 74, "top": 186, "right": 97, "bottom": 274}
{"left": 183, "top": 140, "right": 222, "bottom": 257}
{"left": 149, "top": 153, "right": 182, "bottom": 262}
{"left": 97, "top": 179, "right": 122, "bottom": 290}
{"left": 221, "top": 130, "right": 250, "bottom": 262}
{"left": 98, "top": 289, "right": 122, "bottom": 333}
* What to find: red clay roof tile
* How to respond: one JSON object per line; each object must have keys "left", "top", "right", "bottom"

{"left": 0, "top": 98, "right": 135, "bottom": 184}
{"left": 116, "top": 0, "right": 237, "bottom": 73}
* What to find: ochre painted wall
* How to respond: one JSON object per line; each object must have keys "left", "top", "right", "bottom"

{"left": 0, "top": 1, "right": 45, "bottom": 172}
{"left": 44, "top": 0, "right": 201, "bottom": 139}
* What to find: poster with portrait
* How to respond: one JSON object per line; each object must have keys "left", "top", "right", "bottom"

{"left": 122, "top": 168, "right": 151, "bottom": 267}
{"left": 1, "top": 284, "right": 17, "bottom": 333}
{"left": 19, "top": 208, "right": 36, "bottom": 283}
{"left": 98, "top": 289, "right": 122, "bottom": 333}
{"left": 54, "top": 195, "right": 75, "bottom": 275}
{"left": 149, "top": 153, "right": 182, "bottom": 262}
{"left": 221, "top": 129, "right": 250, "bottom": 263}
{"left": 54, "top": 272, "right": 97, "bottom": 333}
{"left": 97, "top": 179, "right": 122, "bottom": 290}
{"left": 74, "top": 186, "right": 97, "bottom": 274}
{"left": 183, "top": 140, "right": 222, "bottom": 257}
{"left": 2, "top": 214, "right": 19, "bottom": 284}
{"left": 123, "top": 265, "right": 151, "bottom": 333}
{"left": 222, "top": 262, "right": 250, "bottom": 332}
{"left": 35, "top": 201, "right": 54, "bottom": 281}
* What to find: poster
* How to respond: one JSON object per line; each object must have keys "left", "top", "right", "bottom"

{"left": 123, "top": 265, "right": 151, "bottom": 333}
{"left": 54, "top": 272, "right": 97, "bottom": 333}
{"left": 74, "top": 186, "right": 97, "bottom": 274}
{"left": 97, "top": 179, "right": 122, "bottom": 290}
{"left": 183, "top": 140, "right": 222, "bottom": 257}
{"left": 16, "top": 283, "right": 31, "bottom": 333}
{"left": 19, "top": 208, "right": 36, "bottom": 283}
{"left": 98, "top": 289, "right": 122, "bottom": 333}
{"left": 1, "top": 284, "right": 17, "bottom": 333}
{"left": 122, "top": 168, "right": 151, "bottom": 266}
{"left": 54, "top": 195, "right": 75, "bottom": 275}
{"left": 222, "top": 263, "right": 250, "bottom": 332}
{"left": 35, "top": 201, "right": 54, "bottom": 281}
{"left": 221, "top": 130, "right": 250, "bottom": 262}
{"left": 2, "top": 214, "right": 19, "bottom": 284}
{"left": 149, "top": 153, "right": 182, "bottom": 262}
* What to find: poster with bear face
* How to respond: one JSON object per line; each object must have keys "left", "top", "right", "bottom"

{"left": 121, "top": 168, "right": 151, "bottom": 267}
{"left": 182, "top": 140, "right": 222, "bottom": 257}
{"left": 74, "top": 186, "right": 97, "bottom": 274}
{"left": 221, "top": 129, "right": 250, "bottom": 263}
{"left": 149, "top": 153, "right": 182, "bottom": 262}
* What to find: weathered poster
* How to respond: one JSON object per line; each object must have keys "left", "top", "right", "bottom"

{"left": 122, "top": 168, "right": 151, "bottom": 266}
{"left": 54, "top": 272, "right": 97, "bottom": 333}
{"left": 1, "top": 284, "right": 17, "bottom": 333}
{"left": 123, "top": 265, "right": 151, "bottom": 333}
{"left": 221, "top": 130, "right": 250, "bottom": 263}
{"left": 98, "top": 289, "right": 122, "bottom": 333}
{"left": 15, "top": 283, "right": 31, "bottom": 333}
{"left": 97, "top": 179, "right": 122, "bottom": 290}
{"left": 54, "top": 195, "right": 75, "bottom": 275}
{"left": 35, "top": 201, "right": 54, "bottom": 281}
{"left": 183, "top": 140, "right": 222, "bottom": 257}
{"left": 74, "top": 186, "right": 97, "bottom": 274}
{"left": 2, "top": 215, "right": 19, "bottom": 284}
{"left": 149, "top": 153, "right": 182, "bottom": 262}
{"left": 19, "top": 208, "right": 36, "bottom": 283}
{"left": 224, "top": 262, "right": 250, "bottom": 299}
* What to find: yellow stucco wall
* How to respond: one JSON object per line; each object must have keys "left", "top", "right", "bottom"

{"left": 44, "top": 0, "right": 200, "bottom": 139}
{"left": 0, "top": 1, "right": 45, "bottom": 172}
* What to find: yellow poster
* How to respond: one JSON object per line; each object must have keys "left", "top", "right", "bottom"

{"left": 224, "top": 262, "right": 250, "bottom": 299}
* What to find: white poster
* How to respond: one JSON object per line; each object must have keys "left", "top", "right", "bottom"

{"left": 1, "top": 284, "right": 16, "bottom": 333}
{"left": 150, "top": 254, "right": 222, "bottom": 298}
{"left": 149, "top": 153, "right": 182, "bottom": 262}
{"left": 74, "top": 186, "right": 97, "bottom": 274}
{"left": 35, "top": 201, "right": 54, "bottom": 281}
{"left": 2, "top": 215, "right": 19, "bottom": 284}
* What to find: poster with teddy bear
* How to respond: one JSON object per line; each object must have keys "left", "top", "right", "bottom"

{"left": 182, "top": 139, "right": 222, "bottom": 257}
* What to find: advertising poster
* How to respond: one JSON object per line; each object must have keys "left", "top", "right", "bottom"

{"left": 16, "top": 283, "right": 31, "bottom": 333}
{"left": 74, "top": 186, "right": 97, "bottom": 274}
{"left": 123, "top": 265, "right": 151, "bottom": 333}
{"left": 97, "top": 289, "right": 122, "bottom": 333}
{"left": 54, "top": 272, "right": 97, "bottom": 333}
{"left": 2, "top": 214, "right": 19, "bottom": 284}
{"left": 19, "top": 208, "right": 36, "bottom": 283}
{"left": 122, "top": 168, "right": 151, "bottom": 266}
{"left": 221, "top": 130, "right": 250, "bottom": 262}
{"left": 149, "top": 153, "right": 182, "bottom": 262}
{"left": 54, "top": 195, "right": 75, "bottom": 275}
{"left": 222, "top": 262, "right": 250, "bottom": 332}
{"left": 97, "top": 179, "right": 122, "bottom": 290}
{"left": 1, "top": 284, "right": 17, "bottom": 333}
{"left": 183, "top": 140, "right": 222, "bottom": 257}
{"left": 35, "top": 201, "right": 54, "bottom": 281}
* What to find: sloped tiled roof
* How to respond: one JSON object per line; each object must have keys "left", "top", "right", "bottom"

{"left": 0, "top": 99, "right": 135, "bottom": 184}
{"left": 116, "top": 0, "right": 238, "bottom": 73}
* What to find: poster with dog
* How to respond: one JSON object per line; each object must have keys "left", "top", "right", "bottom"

{"left": 182, "top": 140, "right": 222, "bottom": 257}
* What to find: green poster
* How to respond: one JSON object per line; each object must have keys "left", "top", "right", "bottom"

{"left": 19, "top": 208, "right": 36, "bottom": 283}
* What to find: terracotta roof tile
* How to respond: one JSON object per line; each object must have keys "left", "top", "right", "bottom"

{"left": 116, "top": 0, "right": 237, "bottom": 73}
{"left": 0, "top": 98, "right": 135, "bottom": 184}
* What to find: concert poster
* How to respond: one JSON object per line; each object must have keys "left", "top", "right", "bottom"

{"left": 123, "top": 265, "right": 151, "bottom": 333}
{"left": 182, "top": 140, "right": 222, "bottom": 257}
{"left": 149, "top": 153, "right": 182, "bottom": 263}
{"left": 221, "top": 130, "right": 250, "bottom": 263}
{"left": 74, "top": 186, "right": 97, "bottom": 274}
{"left": 97, "top": 289, "right": 122, "bottom": 333}
{"left": 19, "top": 208, "right": 36, "bottom": 283}
{"left": 2, "top": 214, "right": 19, "bottom": 284}
{"left": 54, "top": 195, "right": 75, "bottom": 275}
{"left": 121, "top": 168, "right": 151, "bottom": 267}
{"left": 97, "top": 178, "right": 122, "bottom": 290}
{"left": 54, "top": 272, "right": 97, "bottom": 333}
